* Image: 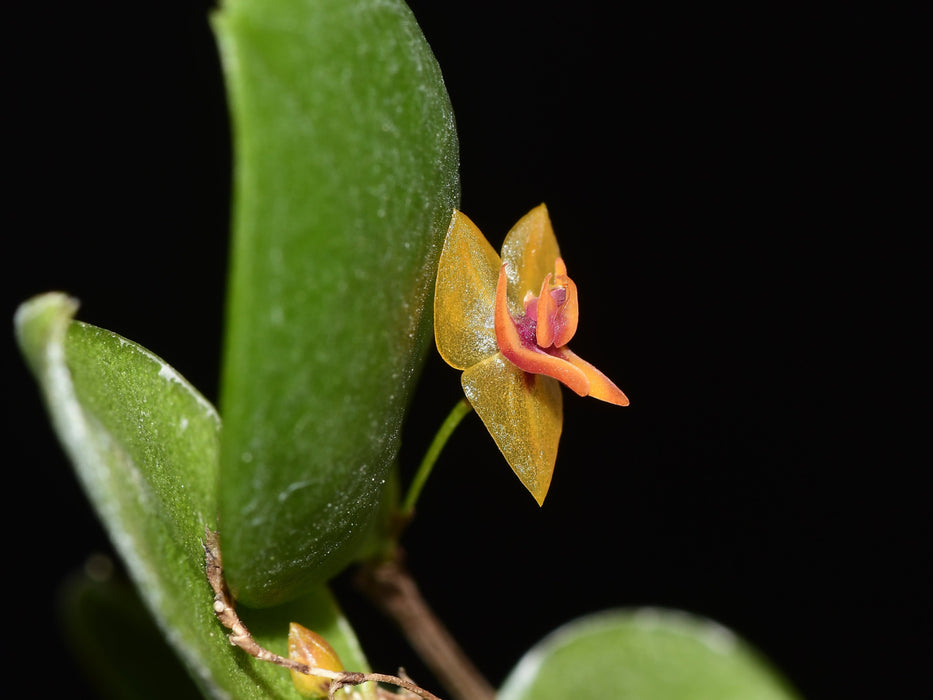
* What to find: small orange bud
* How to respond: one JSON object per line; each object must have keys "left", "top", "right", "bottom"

{"left": 288, "top": 622, "right": 345, "bottom": 698}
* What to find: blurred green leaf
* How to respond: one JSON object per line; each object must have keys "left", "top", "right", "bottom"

{"left": 59, "top": 565, "right": 202, "bottom": 700}
{"left": 499, "top": 608, "right": 801, "bottom": 700}
{"left": 213, "top": 0, "right": 460, "bottom": 606}
{"left": 15, "top": 293, "right": 372, "bottom": 699}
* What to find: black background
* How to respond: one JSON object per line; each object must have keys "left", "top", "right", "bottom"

{"left": 5, "top": 2, "right": 927, "bottom": 698}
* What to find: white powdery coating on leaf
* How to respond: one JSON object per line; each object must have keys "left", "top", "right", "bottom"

{"left": 156, "top": 361, "right": 218, "bottom": 419}
{"left": 631, "top": 607, "right": 737, "bottom": 654}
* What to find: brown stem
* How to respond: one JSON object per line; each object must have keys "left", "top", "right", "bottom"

{"left": 355, "top": 556, "right": 495, "bottom": 700}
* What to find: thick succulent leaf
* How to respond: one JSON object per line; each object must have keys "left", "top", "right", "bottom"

{"left": 499, "top": 204, "right": 561, "bottom": 313}
{"left": 499, "top": 608, "right": 801, "bottom": 700}
{"left": 434, "top": 209, "right": 502, "bottom": 370}
{"left": 461, "top": 353, "right": 562, "bottom": 505}
{"left": 15, "top": 293, "right": 371, "bottom": 699}
{"left": 213, "top": 0, "right": 460, "bottom": 606}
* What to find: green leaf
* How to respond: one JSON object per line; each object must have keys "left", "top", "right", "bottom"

{"left": 499, "top": 608, "right": 801, "bottom": 700}
{"left": 58, "top": 567, "right": 202, "bottom": 700}
{"left": 213, "top": 0, "right": 460, "bottom": 606}
{"left": 15, "top": 293, "right": 372, "bottom": 699}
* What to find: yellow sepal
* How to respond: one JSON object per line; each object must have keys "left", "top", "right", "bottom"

{"left": 434, "top": 210, "right": 501, "bottom": 370}
{"left": 462, "top": 353, "right": 562, "bottom": 505}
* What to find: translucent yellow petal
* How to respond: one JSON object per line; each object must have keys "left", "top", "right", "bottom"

{"left": 550, "top": 259, "right": 579, "bottom": 347}
{"left": 435, "top": 209, "right": 502, "bottom": 370}
{"left": 462, "top": 353, "right": 563, "bottom": 505}
{"left": 499, "top": 204, "right": 562, "bottom": 314}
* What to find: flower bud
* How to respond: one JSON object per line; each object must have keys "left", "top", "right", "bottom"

{"left": 288, "top": 622, "right": 345, "bottom": 698}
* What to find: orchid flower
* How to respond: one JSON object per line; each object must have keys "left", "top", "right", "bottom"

{"left": 434, "top": 204, "right": 628, "bottom": 505}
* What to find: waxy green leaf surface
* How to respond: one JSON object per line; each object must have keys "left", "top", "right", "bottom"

{"left": 499, "top": 608, "right": 800, "bottom": 700}
{"left": 15, "top": 293, "right": 372, "bottom": 699}
{"left": 214, "top": 0, "right": 460, "bottom": 606}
